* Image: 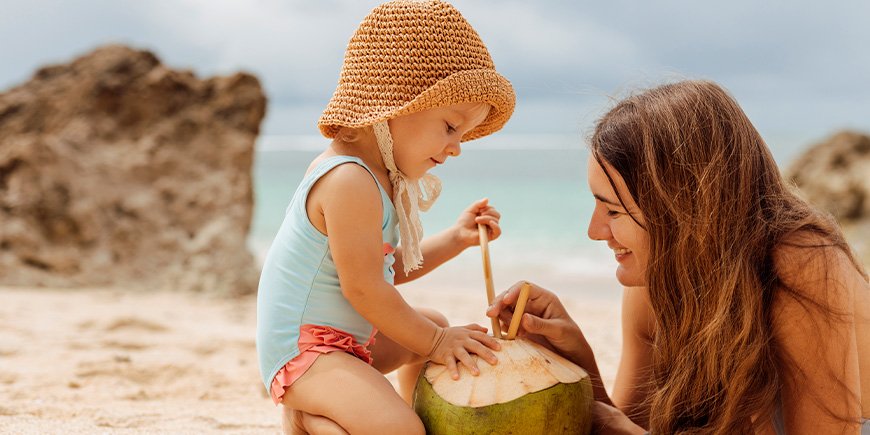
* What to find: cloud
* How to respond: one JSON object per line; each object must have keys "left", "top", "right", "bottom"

{"left": 1, "top": 0, "right": 868, "bottom": 138}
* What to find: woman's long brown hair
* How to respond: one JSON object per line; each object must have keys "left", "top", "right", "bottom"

{"left": 589, "top": 80, "right": 865, "bottom": 433}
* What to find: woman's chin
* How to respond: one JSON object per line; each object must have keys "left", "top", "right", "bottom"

{"left": 615, "top": 265, "right": 645, "bottom": 287}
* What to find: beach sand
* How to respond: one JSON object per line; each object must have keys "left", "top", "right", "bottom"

{"left": 0, "top": 284, "right": 621, "bottom": 434}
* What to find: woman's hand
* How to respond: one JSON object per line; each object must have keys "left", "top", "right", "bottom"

{"left": 451, "top": 198, "right": 501, "bottom": 248}
{"left": 486, "top": 281, "right": 592, "bottom": 367}
{"left": 428, "top": 324, "right": 501, "bottom": 380}
{"left": 592, "top": 402, "right": 647, "bottom": 434}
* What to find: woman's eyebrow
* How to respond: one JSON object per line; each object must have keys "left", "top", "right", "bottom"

{"left": 593, "top": 193, "right": 621, "bottom": 207}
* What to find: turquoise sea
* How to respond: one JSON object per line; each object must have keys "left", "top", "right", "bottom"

{"left": 250, "top": 133, "right": 803, "bottom": 299}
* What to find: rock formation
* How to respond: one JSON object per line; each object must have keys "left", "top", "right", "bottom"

{"left": 787, "top": 131, "right": 870, "bottom": 222}
{"left": 787, "top": 130, "right": 870, "bottom": 263}
{"left": 0, "top": 45, "right": 266, "bottom": 294}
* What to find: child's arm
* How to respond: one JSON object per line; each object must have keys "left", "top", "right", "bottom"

{"left": 393, "top": 198, "right": 501, "bottom": 284}
{"left": 316, "top": 165, "right": 500, "bottom": 377}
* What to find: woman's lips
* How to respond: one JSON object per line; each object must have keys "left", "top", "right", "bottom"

{"left": 614, "top": 248, "right": 632, "bottom": 262}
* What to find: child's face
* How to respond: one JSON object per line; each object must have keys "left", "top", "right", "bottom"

{"left": 388, "top": 102, "right": 491, "bottom": 179}
{"left": 586, "top": 156, "right": 650, "bottom": 287}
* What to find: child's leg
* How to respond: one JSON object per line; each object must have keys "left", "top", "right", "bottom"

{"left": 281, "top": 351, "right": 424, "bottom": 435}
{"left": 370, "top": 307, "right": 449, "bottom": 403}
{"left": 283, "top": 408, "right": 348, "bottom": 435}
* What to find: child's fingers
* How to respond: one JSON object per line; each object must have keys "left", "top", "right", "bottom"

{"left": 462, "top": 323, "right": 488, "bottom": 333}
{"left": 488, "top": 222, "right": 502, "bottom": 239}
{"left": 474, "top": 215, "right": 499, "bottom": 224}
{"left": 455, "top": 349, "right": 480, "bottom": 376}
{"left": 446, "top": 356, "right": 459, "bottom": 380}
{"left": 464, "top": 198, "right": 489, "bottom": 213}
{"left": 478, "top": 206, "right": 501, "bottom": 219}
{"left": 470, "top": 330, "right": 501, "bottom": 352}
{"left": 466, "top": 338, "right": 499, "bottom": 365}
{"left": 474, "top": 217, "right": 501, "bottom": 239}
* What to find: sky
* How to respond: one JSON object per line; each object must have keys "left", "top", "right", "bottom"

{"left": 2, "top": 0, "right": 868, "bottom": 149}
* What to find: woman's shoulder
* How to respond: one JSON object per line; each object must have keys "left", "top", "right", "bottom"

{"left": 771, "top": 230, "right": 866, "bottom": 318}
{"left": 773, "top": 231, "right": 864, "bottom": 283}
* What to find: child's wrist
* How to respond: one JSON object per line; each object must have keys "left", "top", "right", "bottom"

{"left": 426, "top": 326, "right": 447, "bottom": 357}
{"left": 449, "top": 225, "right": 473, "bottom": 250}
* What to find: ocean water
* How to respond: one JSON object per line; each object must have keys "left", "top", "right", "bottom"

{"left": 250, "top": 133, "right": 800, "bottom": 300}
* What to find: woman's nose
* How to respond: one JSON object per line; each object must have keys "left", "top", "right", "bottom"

{"left": 587, "top": 207, "right": 611, "bottom": 241}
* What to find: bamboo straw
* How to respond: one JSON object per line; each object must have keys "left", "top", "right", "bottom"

{"left": 478, "top": 223, "right": 503, "bottom": 338}
{"left": 506, "top": 282, "right": 531, "bottom": 340}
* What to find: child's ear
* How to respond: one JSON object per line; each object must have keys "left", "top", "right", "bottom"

{"left": 336, "top": 127, "right": 369, "bottom": 144}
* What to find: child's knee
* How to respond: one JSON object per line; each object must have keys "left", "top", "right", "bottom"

{"left": 417, "top": 307, "right": 449, "bottom": 328}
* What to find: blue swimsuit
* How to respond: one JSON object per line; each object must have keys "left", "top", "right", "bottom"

{"left": 255, "top": 156, "right": 398, "bottom": 392}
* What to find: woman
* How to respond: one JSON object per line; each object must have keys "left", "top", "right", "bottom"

{"left": 488, "top": 80, "right": 870, "bottom": 434}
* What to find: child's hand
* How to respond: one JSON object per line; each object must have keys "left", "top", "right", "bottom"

{"left": 452, "top": 198, "right": 501, "bottom": 248}
{"left": 428, "top": 325, "right": 501, "bottom": 380}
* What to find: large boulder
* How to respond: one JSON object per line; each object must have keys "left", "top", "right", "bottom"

{"left": 0, "top": 45, "right": 266, "bottom": 294}
{"left": 786, "top": 130, "right": 870, "bottom": 264}
{"left": 787, "top": 131, "right": 870, "bottom": 222}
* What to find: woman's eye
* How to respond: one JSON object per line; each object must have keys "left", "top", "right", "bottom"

{"left": 606, "top": 209, "right": 621, "bottom": 217}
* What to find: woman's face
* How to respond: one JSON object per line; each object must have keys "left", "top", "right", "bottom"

{"left": 586, "top": 156, "right": 650, "bottom": 287}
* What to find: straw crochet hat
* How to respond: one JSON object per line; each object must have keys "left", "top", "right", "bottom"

{"left": 319, "top": 0, "right": 514, "bottom": 275}
{"left": 318, "top": 0, "right": 515, "bottom": 142}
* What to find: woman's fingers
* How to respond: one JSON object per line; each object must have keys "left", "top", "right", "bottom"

{"left": 521, "top": 313, "right": 561, "bottom": 338}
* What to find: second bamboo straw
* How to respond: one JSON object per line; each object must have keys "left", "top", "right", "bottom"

{"left": 478, "top": 223, "right": 503, "bottom": 338}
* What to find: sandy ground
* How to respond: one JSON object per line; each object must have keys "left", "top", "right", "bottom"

{"left": 0, "top": 285, "right": 621, "bottom": 434}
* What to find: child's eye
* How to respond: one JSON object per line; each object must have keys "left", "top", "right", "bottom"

{"left": 446, "top": 123, "right": 456, "bottom": 133}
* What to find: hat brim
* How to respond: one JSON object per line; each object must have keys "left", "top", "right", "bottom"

{"left": 393, "top": 69, "right": 515, "bottom": 142}
{"left": 319, "top": 69, "right": 515, "bottom": 141}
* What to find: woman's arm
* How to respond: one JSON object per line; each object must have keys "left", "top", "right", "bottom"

{"left": 393, "top": 198, "right": 501, "bottom": 284}
{"left": 772, "top": 241, "right": 864, "bottom": 434}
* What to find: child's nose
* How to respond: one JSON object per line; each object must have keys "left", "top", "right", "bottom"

{"left": 445, "top": 142, "right": 462, "bottom": 157}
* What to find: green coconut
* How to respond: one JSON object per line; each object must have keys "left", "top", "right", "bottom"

{"left": 413, "top": 337, "right": 594, "bottom": 435}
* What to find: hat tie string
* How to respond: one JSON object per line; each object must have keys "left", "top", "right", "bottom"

{"left": 373, "top": 121, "right": 442, "bottom": 275}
